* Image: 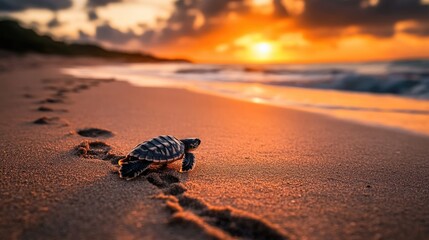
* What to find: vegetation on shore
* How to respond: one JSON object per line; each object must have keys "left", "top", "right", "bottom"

{"left": 0, "top": 19, "right": 188, "bottom": 62}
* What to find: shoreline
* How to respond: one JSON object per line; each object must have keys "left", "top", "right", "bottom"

{"left": 188, "top": 84, "right": 429, "bottom": 139}
{"left": 63, "top": 64, "right": 429, "bottom": 138}
{"left": 1, "top": 57, "right": 429, "bottom": 239}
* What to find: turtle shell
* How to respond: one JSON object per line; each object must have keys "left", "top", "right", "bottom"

{"left": 128, "top": 135, "right": 185, "bottom": 163}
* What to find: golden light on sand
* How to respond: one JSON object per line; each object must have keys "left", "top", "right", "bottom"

{"left": 251, "top": 97, "right": 265, "bottom": 104}
{"left": 252, "top": 42, "right": 273, "bottom": 60}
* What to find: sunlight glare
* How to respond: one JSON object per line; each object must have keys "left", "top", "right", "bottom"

{"left": 252, "top": 0, "right": 271, "bottom": 6}
{"left": 252, "top": 42, "right": 273, "bottom": 59}
{"left": 251, "top": 97, "right": 265, "bottom": 104}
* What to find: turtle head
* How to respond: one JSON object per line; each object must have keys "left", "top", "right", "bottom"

{"left": 181, "top": 138, "right": 201, "bottom": 151}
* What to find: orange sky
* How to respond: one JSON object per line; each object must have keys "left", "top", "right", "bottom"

{"left": 149, "top": 14, "right": 429, "bottom": 63}
{"left": 2, "top": 0, "right": 429, "bottom": 63}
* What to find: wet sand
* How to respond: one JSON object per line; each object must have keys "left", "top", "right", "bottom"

{"left": 0, "top": 57, "right": 428, "bottom": 240}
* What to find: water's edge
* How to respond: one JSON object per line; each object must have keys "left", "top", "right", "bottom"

{"left": 63, "top": 64, "right": 429, "bottom": 137}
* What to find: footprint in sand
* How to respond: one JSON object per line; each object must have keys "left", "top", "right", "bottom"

{"left": 146, "top": 172, "right": 183, "bottom": 192}
{"left": 75, "top": 141, "right": 111, "bottom": 159}
{"left": 77, "top": 128, "right": 114, "bottom": 138}
{"left": 71, "top": 84, "right": 91, "bottom": 93}
{"left": 44, "top": 85, "right": 60, "bottom": 91}
{"left": 38, "top": 98, "right": 64, "bottom": 104}
{"left": 64, "top": 79, "right": 75, "bottom": 86}
{"left": 74, "top": 140, "right": 125, "bottom": 164}
{"left": 37, "top": 106, "right": 54, "bottom": 112}
{"left": 41, "top": 78, "right": 113, "bottom": 98}
{"left": 37, "top": 106, "right": 68, "bottom": 113}
{"left": 33, "top": 116, "right": 59, "bottom": 124}
{"left": 53, "top": 88, "right": 70, "bottom": 98}
{"left": 41, "top": 78, "right": 55, "bottom": 84}
{"left": 23, "top": 93, "right": 35, "bottom": 99}
{"left": 40, "top": 81, "right": 69, "bottom": 97}
{"left": 33, "top": 116, "right": 69, "bottom": 126}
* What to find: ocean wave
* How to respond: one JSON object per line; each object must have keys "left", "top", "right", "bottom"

{"left": 173, "top": 61, "right": 429, "bottom": 98}
{"left": 295, "top": 74, "right": 429, "bottom": 98}
{"left": 176, "top": 68, "right": 223, "bottom": 74}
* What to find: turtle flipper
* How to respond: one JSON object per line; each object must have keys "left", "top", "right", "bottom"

{"left": 119, "top": 157, "right": 151, "bottom": 180}
{"left": 180, "top": 152, "right": 195, "bottom": 172}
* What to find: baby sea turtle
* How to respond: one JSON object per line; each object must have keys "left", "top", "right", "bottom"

{"left": 118, "top": 135, "right": 201, "bottom": 180}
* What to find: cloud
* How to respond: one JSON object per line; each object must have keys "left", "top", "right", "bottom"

{"left": 273, "top": 0, "right": 289, "bottom": 17}
{"left": 95, "top": 23, "right": 136, "bottom": 44}
{"left": 135, "top": 0, "right": 429, "bottom": 47}
{"left": 199, "top": 0, "right": 238, "bottom": 17}
{"left": 0, "top": 0, "right": 72, "bottom": 11}
{"left": 82, "top": 0, "right": 242, "bottom": 47}
{"left": 87, "top": 0, "right": 123, "bottom": 8}
{"left": 82, "top": 22, "right": 157, "bottom": 46}
{"left": 140, "top": 29, "right": 155, "bottom": 43}
{"left": 88, "top": 9, "right": 98, "bottom": 21}
{"left": 401, "top": 23, "right": 429, "bottom": 37}
{"left": 77, "top": 30, "right": 95, "bottom": 43}
{"left": 138, "top": 0, "right": 250, "bottom": 45}
{"left": 75, "top": 0, "right": 429, "bottom": 50}
{"left": 295, "top": 0, "right": 429, "bottom": 37}
{"left": 47, "top": 16, "right": 60, "bottom": 28}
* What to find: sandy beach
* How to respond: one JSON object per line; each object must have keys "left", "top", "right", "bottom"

{"left": 1, "top": 57, "right": 429, "bottom": 240}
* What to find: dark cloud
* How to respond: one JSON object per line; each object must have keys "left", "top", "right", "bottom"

{"left": 0, "top": 0, "right": 72, "bottom": 11}
{"left": 402, "top": 24, "right": 429, "bottom": 37}
{"left": 81, "top": 0, "right": 429, "bottom": 48}
{"left": 273, "top": 0, "right": 288, "bottom": 17}
{"left": 200, "top": 0, "right": 249, "bottom": 17}
{"left": 155, "top": 0, "right": 202, "bottom": 43}
{"left": 165, "top": 0, "right": 197, "bottom": 28}
{"left": 29, "top": 21, "right": 41, "bottom": 29}
{"left": 360, "top": 25, "right": 396, "bottom": 38}
{"left": 88, "top": 9, "right": 98, "bottom": 21}
{"left": 296, "top": 0, "right": 429, "bottom": 37}
{"left": 47, "top": 16, "right": 60, "bottom": 28}
{"left": 199, "top": 0, "right": 230, "bottom": 17}
{"left": 84, "top": 0, "right": 243, "bottom": 46}
{"left": 84, "top": 23, "right": 156, "bottom": 46}
{"left": 87, "top": 0, "right": 123, "bottom": 8}
{"left": 140, "top": 0, "right": 249, "bottom": 45}
{"left": 95, "top": 23, "right": 136, "bottom": 44}
{"left": 148, "top": 0, "right": 429, "bottom": 43}
{"left": 140, "top": 29, "right": 155, "bottom": 43}
{"left": 77, "top": 30, "right": 94, "bottom": 43}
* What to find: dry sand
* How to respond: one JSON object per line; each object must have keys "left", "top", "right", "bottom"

{"left": 0, "top": 56, "right": 428, "bottom": 240}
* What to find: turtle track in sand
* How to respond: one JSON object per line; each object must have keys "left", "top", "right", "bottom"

{"left": 71, "top": 139, "right": 292, "bottom": 239}
{"left": 145, "top": 172, "right": 292, "bottom": 240}
{"left": 27, "top": 77, "right": 116, "bottom": 131}
{"left": 36, "top": 106, "right": 68, "bottom": 113}
{"left": 33, "top": 116, "right": 69, "bottom": 127}
{"left": 35, "top": 77, "right": 109, "bottom": 107}
{"left": 76, "top": 128, "right": 114, "bottom": 138}
{"left": 38, "top": 97, "right": 65, "bottom": 104}
{"left": 37, "top": 106, "right": 54, "bottom": 112}
{"left": 72, "top": 138, "right": 292, "bottom": 240}
{"left": 73, "top": 140, "right": 125, "bottom": 164}
{"left": 23, "top": 93, "right": 35, "bottom": 99}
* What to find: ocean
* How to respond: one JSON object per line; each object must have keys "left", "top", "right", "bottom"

{"left": 64, "top": 60, "right": 429, "bottom": 135}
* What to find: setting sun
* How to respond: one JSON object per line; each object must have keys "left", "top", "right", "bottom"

{"left": 252, "top": 42, "right": 273, "bottom": 60}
